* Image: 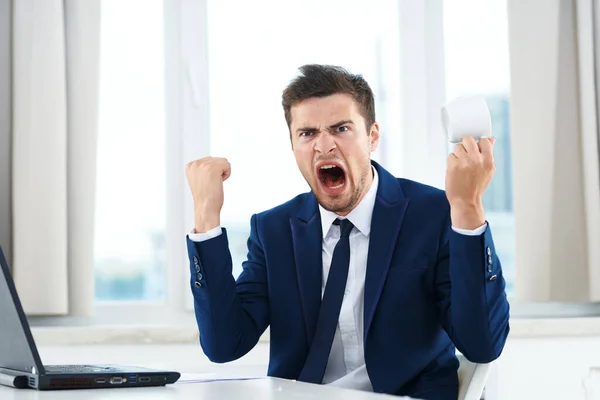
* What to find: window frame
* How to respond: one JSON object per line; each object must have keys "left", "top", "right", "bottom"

{"left": 88, "top": 0, "right": 210, "bottom": 322}
{"left": 171, "top": 0, "right": 212, "bottom": 311}
{"left": 394, "top": 0, "right": 448, "bottom": 189}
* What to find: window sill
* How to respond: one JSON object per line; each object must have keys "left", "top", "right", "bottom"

{"left": 27, "top": 316, "right": 600, "bottom": 346}
{"left": 509, "top": 316, "right": 600, "bottom": 338}
{"left": 30, "top": 325, "right": 272, "bottom": 346}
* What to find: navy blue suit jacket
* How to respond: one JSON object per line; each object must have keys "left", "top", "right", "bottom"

{"left": 186, "top": 161, "right": 510, "bottom": 399}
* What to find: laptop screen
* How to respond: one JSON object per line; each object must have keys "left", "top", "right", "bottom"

{"left": 0, "top": 246, "right": 45, "bottom": 374}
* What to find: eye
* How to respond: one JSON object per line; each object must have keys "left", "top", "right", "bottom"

{"left": 337, "top": 126, "right": 349, "bottom": 133}
{"left": 299, "top": 131, "right": 314, "bottom": 137}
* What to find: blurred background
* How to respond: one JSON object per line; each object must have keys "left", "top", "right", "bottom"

{"left": 2, "top": 0, "right": 600, "bottom": 399}
{"left": 95, "top": 0, "right": 514, "bottom": 301}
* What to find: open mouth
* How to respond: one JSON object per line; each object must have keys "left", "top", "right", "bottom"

{"left": 317, "top": 163, "right": 346, "bottom": 191}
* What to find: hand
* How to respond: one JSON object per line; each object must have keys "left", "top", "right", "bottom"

{"left": 445, "top": 137, "right": 496, "bottom": 229}
{"left": 186, "top": 157, "right": 231, "bottom": 233}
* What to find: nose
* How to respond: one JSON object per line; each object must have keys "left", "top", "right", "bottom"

{"left": 314, "top": 131, "right": 336, "bottom": 154}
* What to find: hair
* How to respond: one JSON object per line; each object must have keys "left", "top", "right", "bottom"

{"left": 281, "top": 64, "right": 376, "bottom": 132}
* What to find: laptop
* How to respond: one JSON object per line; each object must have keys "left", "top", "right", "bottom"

{"left": 0, "top": 246, "right": 181, "bottom": 390}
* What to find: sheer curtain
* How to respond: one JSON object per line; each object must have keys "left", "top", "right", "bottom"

{"left": 507, "top": 0, "right": 600, "bottom": 302}
{"left": 12, "top": 0, "right": 101, "bottom": 315}
{"left": 0, "top": 0, "right": 10, "bottom": 264}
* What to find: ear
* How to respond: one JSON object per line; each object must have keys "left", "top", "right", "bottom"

{"left": 369, "top": 123, "right": 380, "bottom": 152}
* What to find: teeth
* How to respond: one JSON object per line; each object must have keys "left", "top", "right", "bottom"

{"left": 330, "top": 182, "right": 344, "bottom": 189}
{"left": 320, "top": 165, "right": 337, "bottom": 169}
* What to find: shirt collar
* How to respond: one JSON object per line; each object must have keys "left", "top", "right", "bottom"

{"left": 319, "top": 166, "right": 379, "bottom": 238}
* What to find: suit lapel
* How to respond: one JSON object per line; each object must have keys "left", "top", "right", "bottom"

{"left": 364, "top": 161, "right": 410, "bottom": 340}
{"left": 290, "top": 194, "right": 322, "bottom": 346}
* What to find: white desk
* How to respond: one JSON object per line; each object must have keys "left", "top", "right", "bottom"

{"left": 0, "top": 378, "right": 411, "bottom": 400}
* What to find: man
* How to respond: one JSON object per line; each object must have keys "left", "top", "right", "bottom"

{"left": 185, "top": 64, "right": 510, "bottom": 399}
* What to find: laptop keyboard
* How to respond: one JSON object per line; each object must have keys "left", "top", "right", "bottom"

{"left": 44, "top": 365, "right": 118, "bottom": 373}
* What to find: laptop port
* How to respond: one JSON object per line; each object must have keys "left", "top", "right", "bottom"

{"left": 138, "top": 377, "right": 151, "bottom": 383}
{"left": 94, "top": 377, "right": 106, "bottom": 384}
{"left": 109, "top": 377, "right": 124, "bottom": 384}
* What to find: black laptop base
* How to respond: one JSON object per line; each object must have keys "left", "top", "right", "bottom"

{"left": 33, "top": 370, "right": 179, "bottom": 390}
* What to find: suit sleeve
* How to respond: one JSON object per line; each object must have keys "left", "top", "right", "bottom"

{"left": 186, "top": 214, "right": 269, "bottom": 363}
{"left": 435, "top": 215, "right": 510, "bottom": 363}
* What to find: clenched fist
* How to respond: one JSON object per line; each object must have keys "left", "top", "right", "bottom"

{"left": 186, "top": 157, "right": 231, "bottom": 233}
{"left": 445, "top": 137, "right": 496, "bottom": 230}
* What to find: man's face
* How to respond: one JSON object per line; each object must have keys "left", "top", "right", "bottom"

{"left": 290, "top": 93, "right": 380, "bottom": 215}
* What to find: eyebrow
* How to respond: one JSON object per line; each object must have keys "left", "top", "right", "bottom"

{"left": 295, "top": 120, "right": 354, "bottom": 133}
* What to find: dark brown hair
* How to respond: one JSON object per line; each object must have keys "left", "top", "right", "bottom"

{"left": 282, "top": 64, "right": 376, "bottom": 132}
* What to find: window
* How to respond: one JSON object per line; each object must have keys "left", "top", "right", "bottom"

{"left": 442, "top": 0, "right": 515, "bottom": 293}
{"left": 94, "top": 0, "right": 167, "bottom": 301}
{"left": 206, "top": 0, "right": 401, "bottom": 276}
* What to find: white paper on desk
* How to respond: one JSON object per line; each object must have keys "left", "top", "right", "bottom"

{"left": 177, "top": 372, "right": 263, "bottom": 384}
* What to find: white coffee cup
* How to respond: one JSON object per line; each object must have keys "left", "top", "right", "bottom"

{"left": 441, "top": 95, "right": 492, "bottom": 144}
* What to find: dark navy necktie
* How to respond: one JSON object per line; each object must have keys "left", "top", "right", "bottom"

{"left": 298, "top": 218, "right": 354, "bottom": 384}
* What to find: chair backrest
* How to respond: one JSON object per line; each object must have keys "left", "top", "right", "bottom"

{"left": 457, "top": 354, "right": 492, "bottom": 400}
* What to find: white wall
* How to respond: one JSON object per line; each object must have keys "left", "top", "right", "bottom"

{"left": 0, "top": 0, "right": 11, "bottom": 263}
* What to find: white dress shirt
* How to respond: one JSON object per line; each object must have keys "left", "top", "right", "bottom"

{"left": 316, "top": 167, "right": 379, "bottom": 390}
{"left": 188, "top": 168, "right": 486, "bottom": 391}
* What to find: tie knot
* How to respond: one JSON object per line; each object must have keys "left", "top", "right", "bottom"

{"left": 333, "top": 218, "right": 354, "bottom": 237}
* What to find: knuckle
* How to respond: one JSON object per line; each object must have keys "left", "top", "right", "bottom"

{"left": 187, "top": 160, "right": 200, "bottom": 171}
{"left": 483, "top": 157, "right": 495, "bottom": 169}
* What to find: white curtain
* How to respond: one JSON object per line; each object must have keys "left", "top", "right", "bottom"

{"left": 0, "top": 0, "right": 11, "bottom": 262}
{"left": 12, "top": 0, "right": 101, "bottom": 315}
{"left": 507, "top": 0, "right": 600, "bottom": 302}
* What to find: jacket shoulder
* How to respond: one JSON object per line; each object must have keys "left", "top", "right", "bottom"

{"left": 254, "top": 192, "right": 312, "bottom": 222}
{"left": 397, "top": 178, "right": 450, "bottom": 213}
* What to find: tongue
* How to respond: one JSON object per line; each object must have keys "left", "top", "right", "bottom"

{"left": 323, "top": 173, "right": 343, "bottom": 188}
